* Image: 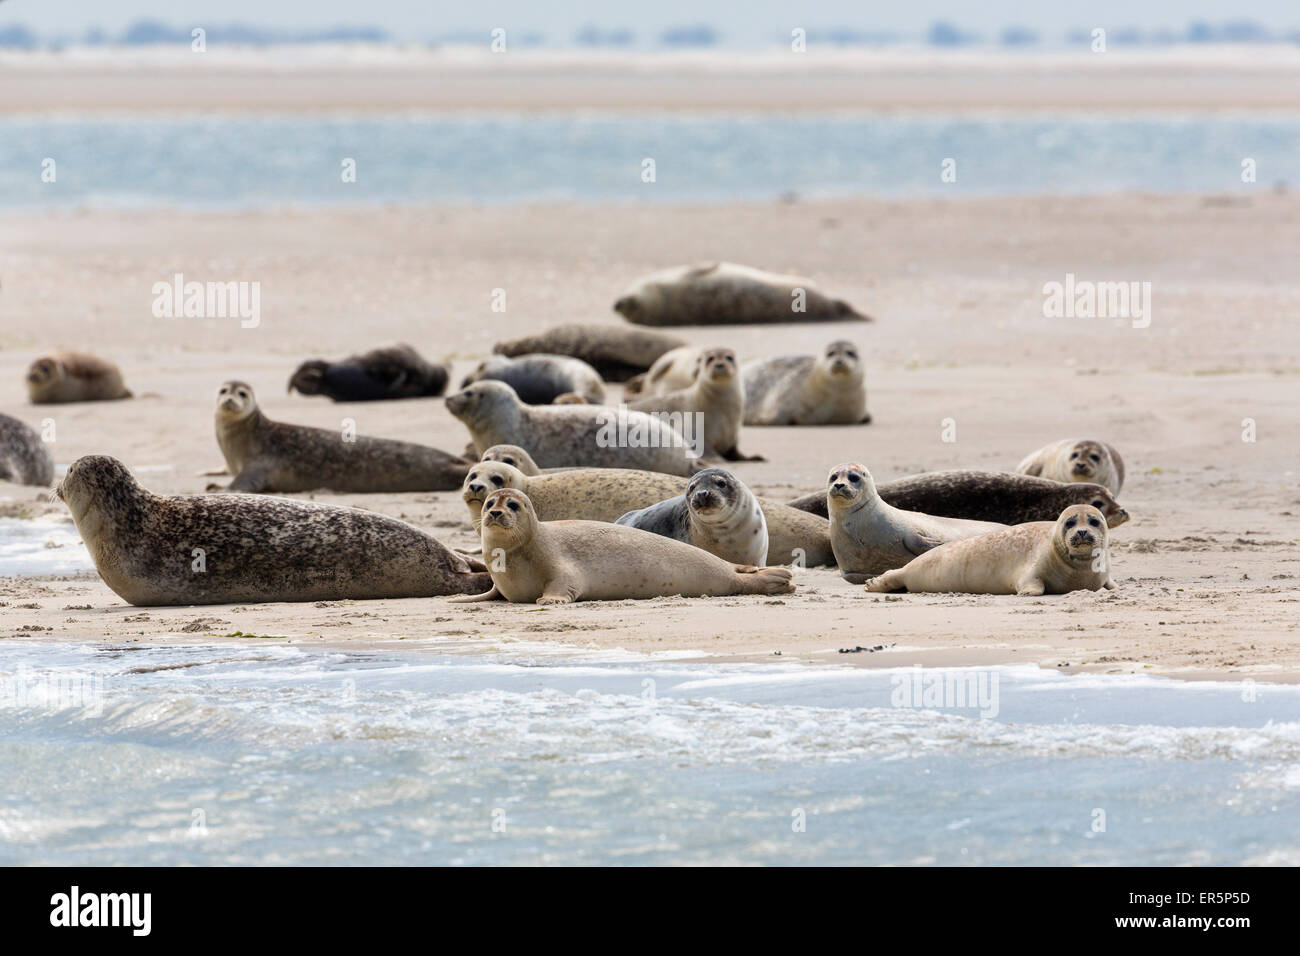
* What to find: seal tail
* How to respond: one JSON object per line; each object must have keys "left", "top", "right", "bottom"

{"left": 732, "top": 565, "right": 795, "bottom": 595}
{"left": 835, "top": 300, "right": 873, "bottom": 322}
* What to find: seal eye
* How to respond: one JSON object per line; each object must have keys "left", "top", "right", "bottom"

{"left": 1065, "top": 517, "right": 1078, "bottom": 529}
{"left": 506, "top": 499, "right": 519, "bottom": 512}
{"left": 849, "top": 474, "right": 860, "bottom": 484}
{"left": 1088, "top": 517, "right": 1101, "bottom": 528}
{"left": 1090, "top": 454, "right": 1101, "bottom": 463}
{"left": 1091, "top": 499, "right": 1103, "bottom": 508}
{"left": 714, "top": 477, "right": 726, "bottom": 487}
{"left": 490, "top": 475, "right": 504, "bottom": 487}
{"left": 503, "top": 457, "right": 515, "bottom": 466}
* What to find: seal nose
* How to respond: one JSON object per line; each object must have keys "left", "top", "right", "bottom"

{"left": 468, "top": 482, "right": 484, "bottom": 494}
{"left": 488, "top": 508, "right": 504, "bottom": 518}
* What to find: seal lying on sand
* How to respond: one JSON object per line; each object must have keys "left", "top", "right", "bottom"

{"left": 56, "top": 455, "right": 492, "bottom": 606}
{"left": 287, "top": 344, "right": 448, "bottom": 401}
{"left": 742, "top": 340, "right": 869, "bottom": 425}
{"left": 461, "top": 460, "right": 835, "bottom": 567}
{"left": 460, "top": 353, "right": 605, "bottom": 405}
{"left": 826, "top": 463, "right": 1006, "bottom": 583}
{"left": 787, "top": 470, "right": 1130, "bottom": 528}
{"left": 616, "top": 468, "right": 768, "bottom": 565}
{"left": 493, "top": 323, "right": 686, "bottom": 382}
{"left": 622, "top": 345, "right": 702, "bottom": 398}
{"left": 614, "top": 262, "right": 869, "bottom": 326}
{"left": 455, "top": 488, "right": 794, "bottom": 604}
{"left": 0, "top": 413, "right": 54, "bottom": 486}
{"left": 447, "top": 380, "right": 701, "bottom": 476}
{"left": 1017, "top": 438, "right": 1126, "bottom": 495}
{"left": 26, "top": 351, "right": 132, "bottom": 404}
{"left": 214, "top": 380, "right": 470, "bottom": 493}
{"left": 865, "top": 505, "right": 1114, "bottom": 596}
{"left": 626, "top": 347, "right": 759, "bottom": 460}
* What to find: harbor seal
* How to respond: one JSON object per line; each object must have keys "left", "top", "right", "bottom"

{"left": 214, "top": 380, "right": 470, "bottom": 493}
{"left": 493, "top": 323, "right": 686, "bottom": 382}
{"left": 865, "top": 505, "right": 1114, "bottom": 596}
{"left": 461, "top": 460, "right": 834, "bottom": 567}
{"left": 480, "top": 444, "right": 544, "bottom": 475}
{"left": 0, "top": 413, "right": 54, "bottom": 486}
{"left": 459, "top": 353, "right": 606, "bottom": 405}
{"left": 787, "top": 470, "right": 1131, "bottom": 529}
{"left": 446, "top": 380, "right": 701, "bottom": 476}
{"left": 626, "top": 347, "right": 759, "bottom": 460}
{"left": 743, "top": 340, "right": 870, "bottom": 425}
{"left": 614, "top": 262, "right": 869, "bottom": 326}
{"left": 287, "top": 344, "right": 448, "bottom": 401}
{"left": 56, "top": 455, "right": 492, "bottom": 606}
{"left": 616, "top": 468, "right": 768, "bottom": 565}
{"left": 26, "top": 351, "right": 131, "bottom": 404}
{"left": 456, "top": 488, "right": 794, "bottom": 604}
{"left": 1017, "top": 438, "right": 1126, "bottom": 494}
{"left": 826, "top": 463, "right": 1007, "bottom": 584}
{"left": 623, "top": 345, "right": 702, "bottom": 398}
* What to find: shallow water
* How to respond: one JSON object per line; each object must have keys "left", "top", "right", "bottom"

{"left": 0, "top": 515, "right": 95, "bottom": 577}
{"left": 4, "top": 112, "right": 1298, "bottom": 209}
{"left": 0, "top": 639, "right": 1296, "bottom": 865}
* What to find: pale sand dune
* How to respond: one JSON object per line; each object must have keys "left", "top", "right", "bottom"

{"left": 0, "top": 194, "right": 1297, "bottom": 678}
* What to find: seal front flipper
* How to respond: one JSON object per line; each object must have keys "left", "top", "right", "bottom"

{"left": 451, "top": 585, "right": 503, "bottom": 603}
{"left": 1015, "top": 577, "right": 1046, "bottom": 597}
{"left": 537, "top": 582, "right": 581, "bottom": 605}
{"left": 840, "top": 571, "right": 869, "bottom": 585}
{"left": 226, "top": 466, "right": 271, "bottom": 494}
{"left": 900, "top": 527, "right": 944, "bottom": 557}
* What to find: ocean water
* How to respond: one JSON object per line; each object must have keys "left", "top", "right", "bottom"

{"left": 0, "top": 515, "right": 95, "bottom": 577}
{"left": 3, "top": 112, "right": 1298, "bottom": 208}
{"left": 0, "top": 638, "right": 1296, "bottom": 865}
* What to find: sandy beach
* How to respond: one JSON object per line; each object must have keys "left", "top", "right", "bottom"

{"left": 2, "top": 192, "right": 1297, "bottom": 680}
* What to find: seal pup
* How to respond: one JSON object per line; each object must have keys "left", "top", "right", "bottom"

{"left": 459, "top": 353, "right": 605, "bottom": 405}
{"left": 865, "top": 505, "right": 1114, "bottom": 596}
{"left": 743, "top": 341, "right": 870, "bottom": 425}
{"left": 214, "top": 380, "right": 470, "bottom": 493}
{"left": 493, "top": 324, "right": 686, "bottom": 382}
{"left": 456, "top": 488, "right": 794, "bottom": 604}
{"left": 56, "top": 455, "right": 492, "bottom": 606}
{"left": 614, "top": 262, "right": 869, "bottom": 326}
{"left": 616, "top": 468, "right": 768, "bottom": 565}
{"left": 623, "top": 345, "right": 702, "bottom": 398}
{"left": 787, "top": 470, "right": 1131, "bottom": 529}
{"left": 626, "top": 347, "right": 760, "bottom": 461}
{"left": 26, "top": 351, "right": 131, "bottom": 404}
{"left": 0, "top": 413, "right": 54, "bottom": 486}
{"left": 446, "top": 380, "right": 702, "bottom": 476}
{"left": 1017, "top": 438, "right": 1126, "bottom": 495}
{"left": 287, "top": 344, "right": 449, "bottom": 402}
{"left": 825, "top": 463, "right": 1007, "bottom": 584}
{"left": 461, "top": 460, "right": 834, "bottom": 567}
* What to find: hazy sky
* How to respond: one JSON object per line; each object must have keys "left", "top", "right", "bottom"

{"left": 4, "top": 0, "right": 1298, "bottom": 43}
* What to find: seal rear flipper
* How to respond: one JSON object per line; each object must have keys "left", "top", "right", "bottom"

{"left": 734, "top": 565, "right": 795, "bottom": 595}
{"left": 840, "top": 571, "right": 869, "bottom": 585}
{"left": 451, "top": 584, "right": 502, "bottom": 603}
{"left": 721, "top": 448, "right": 765, "bottom": 462}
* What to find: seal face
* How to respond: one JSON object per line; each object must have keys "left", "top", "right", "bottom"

{"left": 460, "top": 353, "right": 605, "bottom": 405}
{"left": 787, "top": 469, "right": 1131, "bottom": 529}
{"left": 57, "top": 455, "right": 491, "bottom": 606}
{"left": 480, "top": 444, "right": 543, "bottom": 476}
{"left": 613, "top": 262, "right": 869, "bottom": 326}
{"left": 865, "top": 504, "right": 1114, "bottom": 596}
{"left": 287, "top": 344, "right": 449, "bottom": 402}
{"left": 214, "top": 380, "right": 470, "bottom": 493}
{"left": 826, "top": 462, "right": 1007, "bottom": 583}
{"left": 1017, "top": 438, "right": 1126, "bottom": 495}
{"left": 0, "top": 413, "right": 54, "bottom": 486}
{"left": 446, "top": 380, "right": 702, "bottom": 476}
{"left": 626, "top": 347, "right": 759, "bottom": 460}
{"left": 26, "top": 351, "right": 132, "bottom": 404}
{"left": 492, "top": 323, "right": 686, "bottom": 382}
{"left": 616, "top": 467, "right": 768, "bottom": 565}
{"left": 743, "top": 340, "right": 870, "bottom": 426}
{"left": 462, "top": 488, "right": 794, "bottom": 604}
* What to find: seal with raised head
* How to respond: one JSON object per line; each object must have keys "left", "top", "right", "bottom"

{"left": 0, "top": 413, "right": 54, "bottom": 486}
{"left": 865, "top": 505, "right": 1114, "bottom": 596}
{"left": 742, "top": 340, "right": 870, "bottom": 425}
{"left": 826, "top": 463, "right": 1007, "bottom": 584}
{"left": 214, "top": 380, "right": 470, "bottom": 493}
{"left": 456, "top": 488, "right": 794, "bottom": 604}
{"left": 493, "top": 323, "right": 686, "bottom": 382}
{"left": 56, "top": 455, "right": 492, "bottom": 606}
{"left": 287, "top": 344, "right": 449, "bottom": 402}
{"left": 1017, "top": 438, "right": 1125, "bottom": 495}
{"left": 26, "top": 351, "right": 132, "bottom": 404}
{"left": 614, "top": 262, "right": 869, "bottom": 326}
{"left": 626, "top": 347, "right": 760, "bottom": 460}
{"left": 459, "top": 353, "right": 605, "bottom": 405}
{"left": 446, "top": 380, "right": 701, "bottom": 476}
{"left": 616, "top": 468, "right": 768, "bottom": 565}
{"left": 787, "top": 470, "right": 1131, "bottom": 529}
{"left": 461, "top": 460, "right": 835, "bottom": 567}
